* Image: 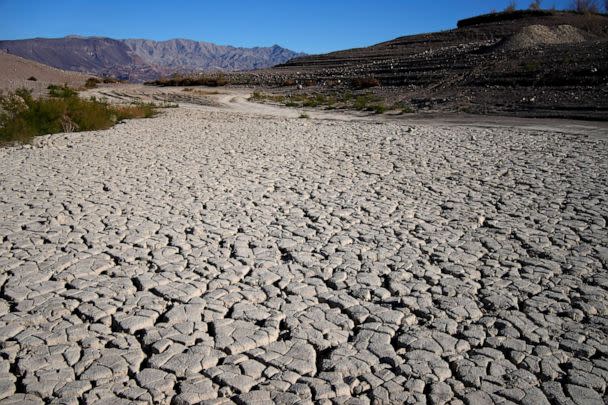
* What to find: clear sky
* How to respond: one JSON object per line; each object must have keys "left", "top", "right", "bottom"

{"left": 0, "top": 0, "right": 573, "bottom": 54}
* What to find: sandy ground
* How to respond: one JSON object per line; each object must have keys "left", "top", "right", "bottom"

{"left": 0, "top": 87, "right": 607, "bottom": 404}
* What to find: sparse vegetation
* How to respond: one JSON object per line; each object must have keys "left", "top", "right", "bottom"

{"left": 392, "top": 101, "right": 416, "bottom": 114}
{"left": 27, "top": 76, "right": 37, "bottom": 81}
{"left": 529, "top": 0, "right": 543, "bottom": 10}
{"left": 0, "top": 87, "right": 158, "bottom": 145}
{"left": 250, "top": 91, "right": 388, "bottom": 114}
{"left": 353, "top": 94, "right": 374, "bottom": 110}
{"left": 571, "top": 0, "right": 600, "bottom": 12}
{"left": 298, "top": 113, "right": 310, "bottom": 119}
{"left": 183, "top": 88, "right": 221, "bottom": 95}
{"left": 47, "top": 84, "right": 78, "bottom": 98}
{"left": 250, "top": 91, "right": 286, "bottom": 103}
{"left": 145, "top": 74, "right": 229, "bottom": 87}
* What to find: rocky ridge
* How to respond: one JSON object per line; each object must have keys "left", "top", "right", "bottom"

{"left": 228, "top": 11, "right": 608, "bottom": 120}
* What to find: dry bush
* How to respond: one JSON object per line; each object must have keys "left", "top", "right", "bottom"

{"left": 529, "top": 0, "right": 543, "bottom": 10}
{"left": 85, "top": 77, "right": 101, "bottom": 89}
{"left": 505, "top": 1, "right": 517, "bottom": 12}
{"left": 352, "top": 77, "right": 381, "bottom": 89}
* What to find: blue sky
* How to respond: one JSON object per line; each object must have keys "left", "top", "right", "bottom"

{"left": 0, "top": 0, "right": 573, "bottom": 54}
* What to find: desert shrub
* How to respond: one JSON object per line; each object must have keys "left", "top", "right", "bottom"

{"left": 353, "top": 94, "right": 376, "bottom": 110}
{"left": 370, "top": 104, "right": 386, "bottom": 114}
{"left": 102, "top": 77, "right": 119, "bottom": 83}
{"left": 27, "top": 76, "right": 37, "bottom": 81}
{"left": 0, "top": 88, "right": 157, "bottom": 145}
{"left": 249, "top": 92, "right": 285, "bottom": 103}
{"left": 48, "top": 84, "right": 78, "bottom": 98}
{"left": 352, "top": 77, "right": 381, "bottom": 89}
{"left": 299, "top": 113, "right": 310, "bottom": 119}
{"left": 302, "top": 94, "right": 328, "bottom": 107}
{"left": 392, "top": 101, "right": 415, "bottom": 113}
{"left": 505, "top": 1, "right": 517, "bottom": 12}
{"left": 529, "top": 0, "right": 542, "bottom": 9}
{"left": 571, "top": 0, "right": 600, "bottom": 12}
{"left": 85, "top": 77, "right": 101, "bottom": 88}
{"left": 114, "top": 103, "right": 157, "bottom": 120}
{"left": 145, "top": 74, "right": 229, "bottom": 87}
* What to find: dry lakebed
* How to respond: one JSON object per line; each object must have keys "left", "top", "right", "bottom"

{"left": 0, "top": 88, "right": 607, "bottom": 404}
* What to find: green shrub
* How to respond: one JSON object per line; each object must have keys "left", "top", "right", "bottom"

{"left": 0, "top": 88, "right": 157, "bottom": 145}
{"left": 370, "top": 104, "right": 386, "bottom": 114}
{"left": 354, "top": 94, "right": 376, "bottom": 110}
{"left": 48, "top": 84, "right": 78, "bottom": 98}
{"left": 302, "top": 95, "right": 323, "bottom": 107}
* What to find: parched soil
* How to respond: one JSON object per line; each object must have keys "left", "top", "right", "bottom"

{"left": 0, "top": 89, "right": 607, "bottom": 404}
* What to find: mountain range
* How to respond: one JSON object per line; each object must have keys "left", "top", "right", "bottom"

{"left": 0, "top": 36, "right": 304, "bottom": 82}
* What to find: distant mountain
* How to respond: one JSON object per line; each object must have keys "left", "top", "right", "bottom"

{"left": 124, "top": 39, "right": 302, "bottom": 71}
{"left": 0, "top": 37, "right": 304, "bottom": 82}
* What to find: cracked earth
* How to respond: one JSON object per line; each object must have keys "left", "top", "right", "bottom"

{"left": 0, "top": 92, "right": 607, "bottom": 405}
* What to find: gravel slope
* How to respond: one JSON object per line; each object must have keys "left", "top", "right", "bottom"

{"left": 0, "top": 102, "right": 607, "bottom": 404}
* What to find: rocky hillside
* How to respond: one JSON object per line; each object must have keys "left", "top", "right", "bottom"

{"left": 243, "top": 10, "right": 608, "bottom": 120}
{"left": 0, "top": 36, "right": 303, "bottom": 82}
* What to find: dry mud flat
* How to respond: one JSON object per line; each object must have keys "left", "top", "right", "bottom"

{"left": 0, "top": 105, "right": 607, "bottom": 405}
